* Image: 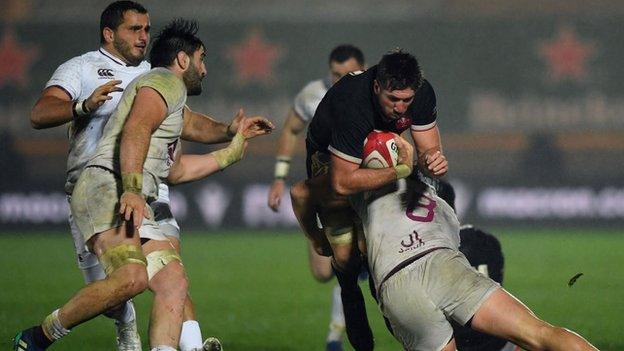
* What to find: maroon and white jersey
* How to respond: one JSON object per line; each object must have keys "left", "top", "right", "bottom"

{"left": 350, "top": 180, "right": 460, "bottom": 292}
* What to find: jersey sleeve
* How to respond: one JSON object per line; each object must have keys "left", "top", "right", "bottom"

{"left": 136, "top": 71, "right": 186, "bottom": 114}
{"left": 293, "top": 84, "right": 316, "bottom": 122}
{"left": 44, "top": 56, "right": 83, "bottom": 100}
{"left": 410, "top": 79, "right": 438, "bottom": 132}
{"left": 327, "top": 94, "right": 372, "bottom": 164}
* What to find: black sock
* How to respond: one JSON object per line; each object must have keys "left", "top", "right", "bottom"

{"left": 32, "top": 325, "right": 54, "bottom": 349}
{"left": 333, "top": 260, "right": 374, "bottom": 351}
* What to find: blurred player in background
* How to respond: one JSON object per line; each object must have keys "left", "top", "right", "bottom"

{"left": 25, "top": 2, "right": 269, "bottom": 350}
{"left": 436, "top": 180, "right": 520, "bottom": 351}
{"left": 346, "top": 171, "right": 598, "bottom": 351}
{"left": 291, "top": 49, "right": 446, "bottom": 351}
{"left": 267, "top": 44, "right": 365, "bottom": 351}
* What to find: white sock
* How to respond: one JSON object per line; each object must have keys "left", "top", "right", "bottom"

{"left": 151, "top": 346, "right": 177, "bottom": 351}
{"left": 42, "top": 309, "right": 71, "bottom": 341}
{"left": 179, "top": 320, "right": 203, "bottom": 351}
{"left": 326, "top": 284, "right": 345, "bottom": 342}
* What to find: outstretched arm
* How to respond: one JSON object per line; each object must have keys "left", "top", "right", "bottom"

{"left": 181, "top": 106, "right": 273, "bottom": 144}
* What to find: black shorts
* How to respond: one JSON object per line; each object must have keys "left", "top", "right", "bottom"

{"left": 305, "top": 137, "right": 331, "bottom": 179}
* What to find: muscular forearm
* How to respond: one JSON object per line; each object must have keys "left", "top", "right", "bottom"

{"left": 120, "top": 122, "right": 152, "bottom": 176}
{"left": 182, "top": 110, "right": 230, "bottom": 144}
{"left": 332, "top": 167, "right": 397, "bottom": 196}
{"left": 31, "top": 96, "right": 74, "bottom": 129}
{"left": 167, "top": 154, "right": 220, "bottom": 185}
{"left": 276, "top": 127, "right": 299, "bottom": 158}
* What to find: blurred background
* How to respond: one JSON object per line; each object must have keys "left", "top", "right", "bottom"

{"left": 3, "top": 0, "right": 624, "bottom": 231}
{"left": 1, "top": 1, "right": 623, "bottom": 350}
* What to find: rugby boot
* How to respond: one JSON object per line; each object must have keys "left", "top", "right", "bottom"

{"left": 115, "top": 319, "right": 142, "bottom": 351}
{"left": 13, "top": 327, "right": 49, "bottom": 351}
{"left": 201, "top": 337, "right": 223, "bottom": 351}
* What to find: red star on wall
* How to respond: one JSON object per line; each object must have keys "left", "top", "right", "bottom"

{"left": 0, "top": 29, "right": 39, "bottom": 88}
{"left": 539, "top": 25, "right": 596, "bottom": 82}
{"left": 226, "top": 29, "right": 283, "bottom": 86}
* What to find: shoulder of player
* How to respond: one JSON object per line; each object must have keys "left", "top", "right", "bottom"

{"left": 297, "top": 78, "right": 327, "bottom": 98}
{"left": 416, "top": 78, "right": 436, "bottom": 98}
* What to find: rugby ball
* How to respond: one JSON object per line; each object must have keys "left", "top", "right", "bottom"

{"left": 362, "top": 130, "right": 399, "bottom": 168}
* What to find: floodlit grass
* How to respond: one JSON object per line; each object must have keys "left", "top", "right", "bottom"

{"left": 0, "top": 229, "right": 622, "bottom": 350}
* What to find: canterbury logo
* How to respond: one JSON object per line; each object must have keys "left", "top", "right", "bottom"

{"left": 97, "top": 68, "right": 114, "bottom": 77}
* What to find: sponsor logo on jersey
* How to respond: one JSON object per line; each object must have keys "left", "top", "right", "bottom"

{"left": 394, "top": 116, "right": 411, "bottom": 132}
{"left": 398, "top": 230, "right": 425, "bottom": 253}
{"left": 97, "top": 68, "right": 114, "bottom": 78}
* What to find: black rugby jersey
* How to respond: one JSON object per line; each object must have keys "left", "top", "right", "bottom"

{"left": 306, "top": 65, "right": 437, "bottom": 164}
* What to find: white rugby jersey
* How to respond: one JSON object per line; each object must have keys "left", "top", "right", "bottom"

{"left": 88, "top": 68, "right": 187, "bottom": 201}
{"left": 350, "top": 180, "right": 461, "bottom": 292}
{"left": 293, "top": 77, "right": 332, "bottom": 122}
{"left": 45, "top": 48, "right": 151, "bottom": 194}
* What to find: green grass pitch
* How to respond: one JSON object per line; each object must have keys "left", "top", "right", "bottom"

{"left": 1, "top": 229, "right": 622, "bottom": 350}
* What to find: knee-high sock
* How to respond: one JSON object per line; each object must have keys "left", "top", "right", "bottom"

{"left": 332, "top": 258, "right": 374, "bottom": 351}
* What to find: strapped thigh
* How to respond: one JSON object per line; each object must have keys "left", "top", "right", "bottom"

{"left": 145, "top": 249, "right": 182, "bottom": 280}
{"left": 99, "top": 244, "right": 147, "bottom": 276}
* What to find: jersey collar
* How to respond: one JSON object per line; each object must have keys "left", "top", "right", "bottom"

{"left": 98, "top": 47, "right": 129, "bottom": 67}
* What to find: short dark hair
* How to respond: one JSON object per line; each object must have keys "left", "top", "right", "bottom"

{"left": 149, "top": 19, "right": 204, "bottom": 68}
{"left": 376, "top": 49, "right": 423, "bottom": 91}
{"left": 329, "top": 44, "right": 365, "bottom": 66}
{"left": 100, "top": 1, "right": 148, "bottom": 44}
{"left": 436, "top": 180, "right": 456, "bottom": 211}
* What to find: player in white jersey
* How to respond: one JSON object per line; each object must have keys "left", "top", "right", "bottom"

{"left": 22, "top": 4, "right": 271, "bottom": 350}
{"left": 15, "top": 19, "right": 262, "bottom": 351}
{"left": 267, "top": 45, "right": 365, "bottom": 351}
{"left": 348, "top": 172, "right": 598, "bottom": 351}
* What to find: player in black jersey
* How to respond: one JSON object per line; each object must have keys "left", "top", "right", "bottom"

{"left": 290, "top": 49, "right": 448, "bottom": 351}
{"left": 436, "top": 180, "right": 521, "bottom": 351}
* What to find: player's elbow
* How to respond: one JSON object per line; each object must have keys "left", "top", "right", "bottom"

{"left": 331, "top": 178, "right": 355, "bottom": 196}
{"left": 30, "top": 108, "right": 46, "bottom": 129}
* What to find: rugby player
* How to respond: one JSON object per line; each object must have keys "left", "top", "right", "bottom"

{"left": 345, "top": 171, "right": 598, "bottom": 351}
{"left": 290, "top": 49, "right": 446, "bottom": 350}
{"left": 27, "top": 2, "right": 268, "bottom": 350}
{"left": 14, "top": 19, "right": 268, "bottom": 351}
{"left": 436, "top": 180, "right": 520, "bottom": 351}
{"left": 266, "top": 44, "right": 365, "bottom": 351}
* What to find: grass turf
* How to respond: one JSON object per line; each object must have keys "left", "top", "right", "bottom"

{"left": 0, "top": 229, "right": 622, "bottom": 350}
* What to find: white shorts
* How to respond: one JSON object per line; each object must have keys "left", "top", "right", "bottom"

{"left": 378, "top": 248, "right": 500, "bottom": 351}
{"left": 71, "top": 167, "right": 169, "bottom": 242}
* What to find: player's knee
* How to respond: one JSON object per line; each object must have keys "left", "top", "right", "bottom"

{"left": 310, "top": 265, "right": 333, "bottom": 283}
{"left": 290, "top": 181, "right": 309, "bottom": 205}
{"left": 150, "top": 261, "right": 188, "bottom": 299}
{"left": 117, "top": 265, "right": 149, "bottom": 297}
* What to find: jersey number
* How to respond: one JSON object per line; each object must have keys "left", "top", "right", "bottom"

{"left": 405, "top": 195, "right": 437, "bottom": 222}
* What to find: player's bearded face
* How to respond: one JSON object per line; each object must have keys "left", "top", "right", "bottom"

{"left": 374, "top": 80, "right": 415, "bottom": 120}
{"left": 111, "top": 11, "right": 150, "bottom": 66}
{"left": 183, "top": 49, "right": 207, "bottom": 96}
